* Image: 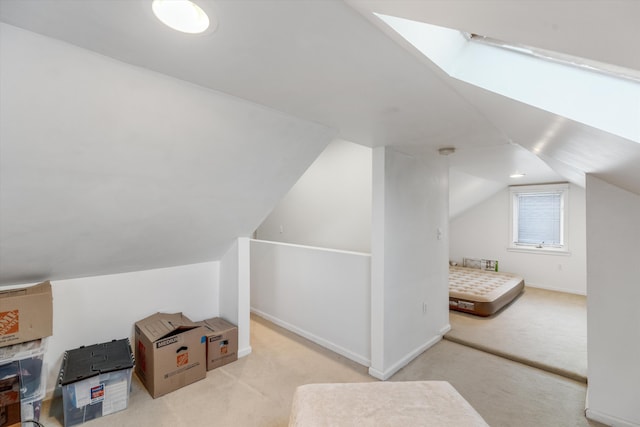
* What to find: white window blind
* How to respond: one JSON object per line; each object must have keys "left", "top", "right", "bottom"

{"left": 516, "top": 192, "right": 562, "bottom": 245}
{"left": 509, "top": 184, "right": 568, "bottom": 252}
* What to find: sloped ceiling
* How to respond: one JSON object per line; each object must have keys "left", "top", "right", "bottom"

{"left": 1, "top": 0, "right": 639, "bottom": 284}
{"left": 0, "top": 23, "right": 334, "bottom": 285}
{"left": 449, "top": 81, "right": 640, "bottom": 194}
{"left": 0, "top": 0, "right": 503, "bottom": 150}
{"left": 350, "top": 0, "right": 640, "bottom": 195}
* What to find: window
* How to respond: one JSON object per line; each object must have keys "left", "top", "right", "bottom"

{"left": 509, "top": 184, "right": 569, "bottom": 253}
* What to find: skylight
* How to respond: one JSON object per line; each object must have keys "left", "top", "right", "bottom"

{"left": 375, "top": 14, "right": 640, "bottom": 144}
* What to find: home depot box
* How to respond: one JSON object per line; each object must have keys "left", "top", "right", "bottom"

{"left": 196, "top": 318, "right": 238, "bottom": 371}
{"left": 0, "top": 282, "right": 53, "bottom": 348}
{"left": 134, "top": 313, "right": 206, "bottom": 398}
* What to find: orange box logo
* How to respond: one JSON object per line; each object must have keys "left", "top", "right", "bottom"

{"left": 0, "top": 310, "right": 19, "bottom": 336}
{"left": 177, "top": 352, "right": 189, "bottom": 367}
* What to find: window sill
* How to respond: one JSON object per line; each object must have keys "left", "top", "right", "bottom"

{"left": 507, "top": 247, "right": 571, "bottom": 256}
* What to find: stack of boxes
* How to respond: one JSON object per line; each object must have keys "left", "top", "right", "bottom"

{"left": 0, "top": 281, "right": 53, "bottom": 427}
{"left": 134, "top": 313, "right": 238, "bottom": 398}
{"left": 0, "top": 339, "right": 48, "bottom": 425}
{"left": 0, "top": 279, "right": 241, "bottom": 425}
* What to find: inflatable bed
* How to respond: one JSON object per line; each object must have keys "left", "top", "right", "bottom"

{"left": 449, "top": 264, "right": 525, "bottom": 317}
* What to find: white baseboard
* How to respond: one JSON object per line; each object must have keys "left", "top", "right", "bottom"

{"left": 526, "top": 283, "right": 586, "bottom": 296}
{"left": 439, "top": 324, "right": 452, "bottom": 336}
{"left": 368, "top": 366, "right": 385, "bottom": 380}
{"left": 368, "top": 334, "right": 443, "bottom": 381}
{"left": 251, "top": 308, "right": 370, "bottom": 367}
{"left": 585, "top": 408, "right": 639, "bottom": 427}
{"left": 238, "top": 346, "right": 252, "bottom": 358}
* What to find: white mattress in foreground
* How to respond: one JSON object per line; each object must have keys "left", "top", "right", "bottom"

{"left": 289, "top": 381, "right": 489, "bottom": 427}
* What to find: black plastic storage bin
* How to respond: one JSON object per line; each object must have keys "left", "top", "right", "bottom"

{"left": 58, "top": 339, "right": 135, "bottom": 427}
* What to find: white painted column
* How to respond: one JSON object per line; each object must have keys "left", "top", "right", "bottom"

{"left": 220, "top": 237, "right": 252, "bottom": 357}
{"left": 369, "top": 147, "right": 386, "bottom": 378}
{"left": 585, "top": 175, "right": 640, "bottom": 426}
{"left": 369, "top": 147, "right": 450, "bottom": 380}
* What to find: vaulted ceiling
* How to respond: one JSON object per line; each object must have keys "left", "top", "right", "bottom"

{"left": 1, "top": 0, "right": 638, "bottom": 285}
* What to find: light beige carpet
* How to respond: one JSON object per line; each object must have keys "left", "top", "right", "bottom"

{"left": 392, "top": 340, "right": 603, "bottom": 427}
{"left": 40, "top": 315, "right": 373, "bottom": 427}
{"left": 39, "top": 314, "right": 600, "bottom": 426}
{"left": 446, "top": 286, "right": 588, "bottom": 382}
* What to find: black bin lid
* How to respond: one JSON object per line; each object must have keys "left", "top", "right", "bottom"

{"left": 59, "top": 338, "right": 134, "bottom": 386}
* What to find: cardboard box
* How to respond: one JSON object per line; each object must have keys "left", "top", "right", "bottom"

{"left": 134, "top": 313, "right": 206, "bottom": 398}
{"left": 0, "top": 401, "right": 20, "bottom": 427}
{"left": 197, "top": 317, "right": 238, "bottom": 371}
{"left": 0, "top": 282, "right": 53, "bottom": 348}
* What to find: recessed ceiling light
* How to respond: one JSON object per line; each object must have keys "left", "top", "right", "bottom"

{"left": 152, "top": 0, "right": 211, "bottom": 34}
{"left": 510, "top": 172, "right": 526, "bottom": 178}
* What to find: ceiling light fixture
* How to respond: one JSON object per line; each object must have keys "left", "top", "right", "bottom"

{"left": 152, "top": 0, "right": 211, "bottom": 34}
{"left": 510, "top": 172, "right": 526, "bottom": 178}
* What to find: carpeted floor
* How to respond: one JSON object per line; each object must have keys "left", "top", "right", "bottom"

{"left": 445, "top": 286, "right": 588, "bottom": 382}
{"left": 392, "top": 340, "right": 600, "bottom": 427}
{"left": 39, "top": 314, "right": 601, "bottom": 426}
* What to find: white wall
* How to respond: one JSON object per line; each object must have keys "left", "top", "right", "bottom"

{"left": 449, "top": 169, "right": 505, "bottom": 220}
{"left": 21, "top": 262, "right": 219, "bottom": 398}
{"left": 256, "top": 139, "right": 372, "bottom": 253}
{"left": 585, "top": 175, "right": 640, "bottom": 427}
{"left": 250, "top": 239, "right": 371, "bottom": 365}
{"left": 219, "top": 237, "right": 252, "bottom": 357}
{"left": 370, "top": 147, "right": 450, "bottom": 380}
{"left": 450, "top": 184, "right": 587, "bottom": 295}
